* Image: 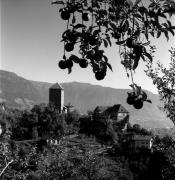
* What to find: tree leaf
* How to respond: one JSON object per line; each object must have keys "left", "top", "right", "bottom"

{"left": 133, "top": 55, "right": 140, "bottom": 70}
{"left": 106, "top": 62, "right": 113, "bottom": 71}
{"left": 103, "top": 39, "right": 108, "bottom": 48}
{"left": 72, "top": 15, "right": 76, "bottom": 24}
{"left": 74, "top": 24, "right": 86, "bottom": 29}
{"left": 167, "top": 20, "right": 172, "bottom": 27}
{"left": 103, "top": 55, "right": 108, "bottom": 62}
{"left": 69, "top": 54, "right": 80, "bottom": 63}
{"left": 140, "top": 54, "right": 145, "bottom": 61}
{"left": 168, "top": 28, "right": 175, "bottom": 36}
{"left": 123, "top": 20, "right": 129, "bottom": 32}
{"left": 144, "top": 52, "right": 153, "bottom": 62}
{"left": 51, "top": 0, "right": 64, "bottom": 5}
{"left": 164, "top": 31, "right": 169, "bottom": 41}
{"left": 138, "top": 6, "right": 148, "bottom": 15}
{"left": 109, "top": 22, "right": 117, "bottom": 30}
{"left": 146, "top": 99, "right": 152, "bottom": 103}
{"left": 115, "top": 40, "right": 125, "bottom": 45}
{"left": 93, "top": 30, "right": 101, "bottom": 36}
{"left": 106, "top": 37, "right": 112, "bottom": 47}
{"left": 68, "top": 67, "right": 72, "bottom": 74}
{"left": 157, "top": 31, "right": 161, "bottom": 38}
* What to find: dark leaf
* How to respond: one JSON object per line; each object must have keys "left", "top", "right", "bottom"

{"left": 159, "top": 12, "right": 167, "bottom": 18}
{"left": 150, "top": 31, "right": 154, "bottom": 37}
{"left": 140, "top": 54, "right": 145, "bottom": 61}
{"left": 164, "top": 31, "right": 169, "bottom": 40}
{"left": 138, "top": 6, "right": 148, "bottom": 15}
{"left": 62, "top": 29, "right": 71, "bottom": 39}
{"left": 68, "top": 67, "right": 72, "bottom": 74}
{"left": 129, "top": 84, "right": 135, "bottom": 90}
{"left": 109, "top": 22, "right": 117, "bottom": 30}
{"left": 134, "top": 13, "right": 142, "bottom": 19}
{"left": 74, "top": 24, "right": 86, "bottom": 29}
{"left": 63, "top": 55, "right": 66, "bottom": 60}
{"left": 69, "top": 54, "right": 80, "bottom": 63}
{"left": 144, "top": 52, "right": 153, "bottom": 62}
{"left": 127, "top": 73, "right": 130, "bottom": 78}
{"left": 93, "top": 30, "right": 101, "bottom": 36}
{"left": 123, "top": 20, "right": 129, "bottom": 32}
{"left": 103, "top": 55, "right": 108, "bottom": 62}
{"left": 51, "top": 1, "right": 64, "bottom": 5}
{"left": 106, "top": 37, "right": 112, "bottom": 47}
{"left": 133, "top": 28, "right": 140, "bottom": 37}
{"left": 103, "top": 39, "right": 108, "bottom": 48}
{"left": 167, "top": 20, "right": 172, "bottom": 27}
{"left": 145, "top": 31, "right": 149, "bottom": 40}
{"left": 162, "top": 23, "right": 168, "bottom": 28}
{"left": 142, "top": 41, "right": 150, "bottom": 46}
{"left": 146, "top": 99, "right": 152, "bottom": 103}
{"left": 106, "top": 62, "right": 113, "bottom": 71}
{"left": 72, "top": 15, "right": 76, "bottom": 24}
{"left": 59, "top": 8, "right": 63, "bottom": 12}
{"left": 133, "top": 55, "right": 140, "bottom": 70}
{"left": 115, "top": 40, "right": 125, "bottom": 45}
{"left": 157, "top": 31, "right": 161, "bottom": 38}
{"left": 168, "top": 28, "right": 175, "bottom": 36}
{"left": 148, "top": 3, "right": 154, "bottom": 9}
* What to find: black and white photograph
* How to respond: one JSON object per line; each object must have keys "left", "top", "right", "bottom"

{"left": 1, "top": 0, "right": 175, "bottom": 179}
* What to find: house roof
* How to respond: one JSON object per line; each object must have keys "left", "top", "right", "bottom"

{"left": 49, "top": 83, "right": 64, "bottom": 90}
{"left": 105, "top": 104, "right": 129, "bottom": 114}
{"left": 132, "top": 135, "right": 153, "bottom": 141}
{"left": 94, "top": 106, "right": 110, "bottom": 113}
{"left": 94, "top": 104, "right": 129, "bottom": 114}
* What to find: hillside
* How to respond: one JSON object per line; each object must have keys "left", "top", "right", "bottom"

{"left": 0, "top": 70, "right": 173, "bottom": 128}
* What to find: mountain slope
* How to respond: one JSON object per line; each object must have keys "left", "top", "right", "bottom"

{"left": 0, "top": 70, "right": 173, "bottom": 128}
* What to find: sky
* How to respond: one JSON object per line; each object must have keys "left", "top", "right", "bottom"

{"left": 1, "top": 0, "right": 175, "bottom": 94}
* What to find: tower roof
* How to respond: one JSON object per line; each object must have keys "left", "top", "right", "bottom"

{"left": 49, "top": 83, "right": 64, "bottom": 90}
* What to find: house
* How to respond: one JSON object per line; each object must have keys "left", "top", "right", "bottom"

{"left": 93, "top": 104, "right": 129, "bottom": 131}
{"left": 130, "top": 135, "right": 153, "bottom": 150}
{"left": 94, "top": 104, "right": 129, "bottom": 121}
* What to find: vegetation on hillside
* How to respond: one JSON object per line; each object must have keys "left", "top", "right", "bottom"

{"left": 0, "top": 103, "right": 175, "bottom": 179}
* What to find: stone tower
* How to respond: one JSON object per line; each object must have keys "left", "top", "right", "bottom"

{"left": 49, "top": 83, "right": 64, "bottom": 113}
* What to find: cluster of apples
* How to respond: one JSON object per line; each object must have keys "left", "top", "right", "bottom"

{"left": 60, "top": 6, "right": 90, "bottom": 21}
{"left": 57, "top": 2, "right": 111, "bottom": 81}
{"left": 58, "top": 55, "right": 88, "bottom": 70}
{"left": 126, "top": 91, "right": 148, "bottom": 109}
{"left": 94, "top": 66, "right": 107, "bottom": 80}
{"left": 125, "top": 37, "right": 145, "bottom": 70}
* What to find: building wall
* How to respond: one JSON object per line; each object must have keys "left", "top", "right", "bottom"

{"left": 49, "top": 89, "right": 64, "bottom": 112}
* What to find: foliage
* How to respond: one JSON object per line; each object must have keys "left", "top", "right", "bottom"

{"left": 52, "top": 0, "right": 175, "bottom": 109}
{"left": 36, "top": 136, "right": 133, "bottom": 180}
{"left": 146, "top": 47, "right": 175, "bottom": 124}
{"left": 11, "top": 104, "right": 65, "bottom": 140}
{"left": 148, "top": 135, "right": 175, "bottom": 180}
{"left": 79, "top": 112, "right": 120, "bottom": 144}
{"left": 64, "top": 109, "right": 80, "bottom": 134}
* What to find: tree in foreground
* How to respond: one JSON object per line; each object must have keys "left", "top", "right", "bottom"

{"left": 146, "top": 47, "right": 175, "bottom": 125}
{"left": 52, "top": 0, "right": 175, "bottom": 110}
